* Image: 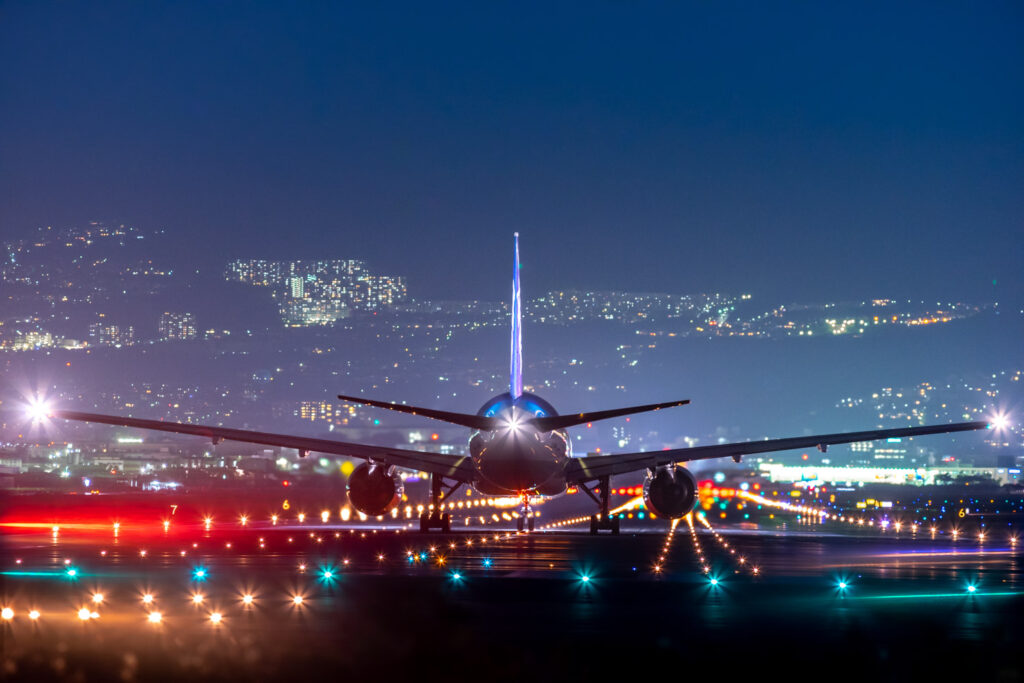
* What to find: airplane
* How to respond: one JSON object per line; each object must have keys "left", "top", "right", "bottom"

{"left": 42, "top": 234, "right": 991, "bottom": 534}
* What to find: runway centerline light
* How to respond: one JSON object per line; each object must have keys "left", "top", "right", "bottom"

{"left": 242, "top": 594, "right": 254, "bottom": 606}
{"left": 1, "top": 607, "right": 13, "bottom": 620}
{"left": 209, "top": 612, "right": 223, "bottom": 624}
{"left": 292, "top": 595, "right": 303, "bottom": 605}
{"left": 28, "top": 610, "right": 40, "bottom": 620}
{"left": 147, "top": 611, "right": 162, "bottom": 623}
{"left": 192, "top": 593, "right": 204, "bottom": 605}
{"left": 142, "top": 594, "right": 154, "bottom": 604}
{"left": 78, "top": 608, "right": 91, "bottom": 620}
{"left": 91, "top": 593, "right": 103, "bottom": 604}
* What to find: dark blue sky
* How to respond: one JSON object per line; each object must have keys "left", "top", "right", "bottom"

{"left": 1, "top": 2, "right": 1021, "bottom": 302}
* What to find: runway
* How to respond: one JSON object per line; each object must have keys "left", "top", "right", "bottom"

{"left": 2, "top": 516, "right": 1023, "bottom": 682}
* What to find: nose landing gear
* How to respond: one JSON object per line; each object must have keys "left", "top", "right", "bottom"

{"left": 516, "top": 493, "right": 537, "bottom": 532}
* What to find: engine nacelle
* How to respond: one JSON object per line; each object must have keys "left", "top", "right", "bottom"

{"left": 347, "top": 462, "right": 404, "bottom": 516}
{"left": 642, "top": 466, "right": 697, "bottom": 519}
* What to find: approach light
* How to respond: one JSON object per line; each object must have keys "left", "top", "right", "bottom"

{"left": 28, "top": 610, "right": 40, "bottom": 620}
{"left": 77, "top": 608, "right": 92, "bottom": 621}
{"left": 191, "top": 593, "right": 204, "bottom": 605}
{"left": 147, "top": 611, "right": 162, "bottom": 623}
{"left": 91, "top": 593, "right": 104, "bottom": 604}
{"left": 142, "top": 594, "right": 154, "bottom": 605}
{"left": 1, "top": 608, "right": 13, "bottom": 620}
{"left": 292, "top": 595, "right": 304, "bottom": 605}
{"left": 241, "top": 594, "right": 254, "bottom": 606}
{"left": 209, "top": 612, "right": 223, "bottom": 624}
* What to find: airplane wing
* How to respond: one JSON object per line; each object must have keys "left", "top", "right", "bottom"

{"left": 565, "top": 420, "right": 990, "bottom": 483}
{"left": 52, "top": 410, "right": 475, "bottom": 482}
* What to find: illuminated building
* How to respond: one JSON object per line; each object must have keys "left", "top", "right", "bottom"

{"left": 88, "top": 322, "right": 135, "bottom": 347}
{"left": 758, "top": 463, "right": 1021, "bottom": 487}
{"left": 158, "top": 312, "right": 197, "bottom": 341}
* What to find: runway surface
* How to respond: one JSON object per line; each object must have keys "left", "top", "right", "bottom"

{"left": 2, "top": 517, "right": 1023, "bottom": 682}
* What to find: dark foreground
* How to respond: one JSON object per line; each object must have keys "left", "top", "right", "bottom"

{"left": 2, "top": 524, "right": 1022, "bottom": 682}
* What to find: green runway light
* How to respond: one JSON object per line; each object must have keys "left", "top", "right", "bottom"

{"left": 1, "top": 570, "right": 69, "bottom": 578}
{"left": 852, "top": 590, "right": 1024, "bottom": 601}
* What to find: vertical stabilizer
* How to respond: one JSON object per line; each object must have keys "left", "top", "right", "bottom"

{"left": 510, "top": 233, "right": 523, "bottom": 398}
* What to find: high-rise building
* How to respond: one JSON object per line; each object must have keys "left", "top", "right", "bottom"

{"left": 88, "top": 322, "right": 135, "bottom": 347}
{"left": 158, "top": 312, "right": 197, "bottom": 341}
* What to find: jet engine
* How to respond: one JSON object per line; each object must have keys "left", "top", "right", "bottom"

{"left": 642, "top": 466, "right": 697, "bottom": 519}
{"left": 347, "top": 462, "right": 404, "bottom": 516}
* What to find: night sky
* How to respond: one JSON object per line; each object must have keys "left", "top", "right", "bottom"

{"left": 1, "top": 2, "right": 1021, "bottom": 302}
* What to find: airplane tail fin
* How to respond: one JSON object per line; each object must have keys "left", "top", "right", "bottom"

{"left": 510, "top": 232, "right": 523, "bottom": 399}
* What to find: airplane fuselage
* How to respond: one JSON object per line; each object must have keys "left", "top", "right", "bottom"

{"left": 468, "top": 392, "right": 571, "bottom": 495}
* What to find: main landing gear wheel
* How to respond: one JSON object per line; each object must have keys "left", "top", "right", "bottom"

{"left": 517, "top": 516, "right": 525, "bottom": 532}
{"left": 528, "top": 516, "right": 535, "bottom": 532}
{"left": 420, "top": 512, "right": 452, "bottom": 533}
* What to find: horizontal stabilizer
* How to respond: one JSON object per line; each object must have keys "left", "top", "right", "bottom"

{"left": 337, "top": 393, "right": 501, "bottom": 431}
{"left": 527, "top": 399, "right": 690, "bottom": 432}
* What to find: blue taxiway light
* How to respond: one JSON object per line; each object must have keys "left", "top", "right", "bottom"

{"left": 482, "top": 558, "right": 492, "bottom": 568}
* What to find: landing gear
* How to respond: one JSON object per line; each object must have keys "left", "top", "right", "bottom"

{"left": 517, "top": 516, "right": 525, "bottom": 532}
{"left": 418, "top": 473, "right": 458, "bottom": 533}
{"left": 580, "top": 475, "right": 620, "bottom": 535}
{"left": 421, "top": 511, "right": 451, "bottom": 533}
